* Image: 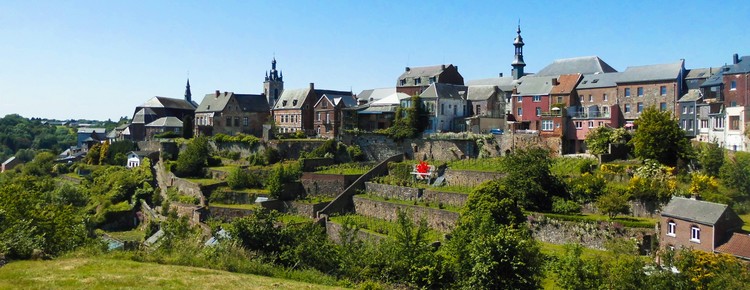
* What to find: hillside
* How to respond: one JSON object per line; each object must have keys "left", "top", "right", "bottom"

{"left": 0, "top": 257, "right": 344, "bottom": 290}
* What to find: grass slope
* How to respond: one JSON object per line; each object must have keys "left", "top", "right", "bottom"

{"left": 0, "top": 258, "right": 343, "bottom": 290}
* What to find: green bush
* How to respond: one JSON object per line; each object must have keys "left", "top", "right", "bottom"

{"left": 552, "top": 197, "right": 582, "bottom": 214}
{"left": 154, "top": 131, "right": 180, "bottom": 139}
{"left": 213, "top": 133, "right": 260, "bottom": 146}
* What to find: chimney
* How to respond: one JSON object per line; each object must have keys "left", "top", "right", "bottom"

{"left": 733, "top": 53, "right": 739, "bottom": 64}
{"left": 215, "top": 90, "right": 220, "bottom": 97}
{"left": 441, "top": 64, "right": 446, "bottom": 70}
{"left": 552, "top": 78, "right": 559, "bottom": 86}
{"left": 309, "top": 82, "right": 315, "bottom": 90}
{"left": 499, "top": 73, "right": 504, "bottom": 77}
{"left": 405, "top": 67, "right": 410, "bottom": 72}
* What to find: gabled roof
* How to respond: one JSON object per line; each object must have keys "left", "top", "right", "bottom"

{"left": 716, "top": 233, "right": 750, "bottom": 260}
{"left": 514, "top": 76, "right": 555, "bottom": 96}
{"left": 127, "top": 150, "right": 158, "bottom": 158}
{"left": 315, "top": 93, "right": 357, "bottom": 109}
{"left": 420, "top": 83, "right": 467, "bottom": 100}
{"left": 140, "top": 96, "right": 197, "bottom": 110}
{"left": 700, "top": 69, "right": 725, "bottom": 87}
{"left": 357, "top": 87, "right": 397, "bottom": 103}
{"left": 273, "top": 88, "right": 312, "bottom": 110}
{"left": 661, "top": 197, "right": 732, "bottom": 226}
{"left": 371, "top": 92, "right": 411, "bottom": 105}
{"left": 467, "top": 76, "right": 517, "bottom": 92}
{"left": 536, "top": 56, "right": 617, "bottom": 77}
{"left": 685, "top": 67, "right": 720, "bottom": 79}
{"left": 466, "top": 85, "right": 498, "bottom": 101}
{"left": 398, "top": 64, "right": 452, "bottom": 80}
{"left": 77, "top": 127, "right": 106, "bottom": 134}
{"left": 617, "top": 60, "right": 684, "bottom": 83}
{"left": 234, "top": 94, "right": 269, "bottom": 113}
{"left": 678, "top": 89, "right": 703, "bottom": 103}
{"left": 131, "top": 107, "right": 156, "bottom": 124}
{"left": 725, "top": 55, "right": 750, "bottom": 74}
{"left": 550, "top": 74, "right": 582, "bottom": 94}
{"left": 2, "top": 156, "right": 16, "bottom": 166}
{"left": 196, "top": 92, "right": 268, "bottom": 113}
{"left": 577, "top": 72, "right": 622, "bottom": 89}
{"left": 145, "top": 116, "right": 183, "bottom": 128}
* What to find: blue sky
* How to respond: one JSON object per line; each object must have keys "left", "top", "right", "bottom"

{"left": 1, "top": 1, "right": 749, "bottom": 120}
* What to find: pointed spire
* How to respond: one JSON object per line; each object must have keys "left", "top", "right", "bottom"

{"left": 184, "top": 78, "right": 193, "bottom": 105}
{"left": 511, "top": 21, "right": 526, "bottom": 80}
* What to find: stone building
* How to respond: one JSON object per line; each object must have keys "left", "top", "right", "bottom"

{"left": 313, "top": 93, "right": 357, "bottom": 139}
{"left": 616, "top": 60, "right": 685, "bottom": 124}
{"left": 396, "top": 64, "right": 464, "bottom": 96}
{"left": 194, "top": 91, "right": 269, "bottom": 137}
{"left": 272, "top": 83, "right": 352, "bottom": 135}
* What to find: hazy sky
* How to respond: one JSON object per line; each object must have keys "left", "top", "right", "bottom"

{"left": 2, "top": 1, "right": 749, "bottom": 120}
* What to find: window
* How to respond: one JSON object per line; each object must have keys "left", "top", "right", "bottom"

{"left": 322, "top": 101, "right": 327, "bottom": 109}
{"left": 517, "top": 108, "right": 523, "bottom": 116}
{"left": 603, "top": 94, "right": 608, "bottom": 101}
{"left": 414, "top": 77, "right": 421, "bottom": 85}
{"left": 579, "top": 94, "right": 584, "bottom": 102}
{"left": 731, "top": 101, "right": 737, "bottom": 107}
{"left": 575, "top": 121, "right": 583, "bottom": 129}
{"left": 714, "top": 117, "right": 725, "bottom": 129}
{"left": 326, "top": 113, "right": 330, "bottom": 124}
{"left": 400, "top": 79, "right": 406, "bottom": 86}
{"left": 588, "top": 121, "right": 594, "bottom": 128}
{"left": 429, "top": 77, "right": 436, "bottom": 84}
{"left": 660, "top": 102, "right": 667, "bottom": 111}
{"left": 660, "top": 86, "right": 667, "bottom": 96}
{"left": 683, "top": 106, "right": 688, "bottom": 114}
{"left": 589, "top": 95, "right": 593, "bottom": 102}
{"left": 453, "top": 105, "right": 457, "bottom": 115}
{"left": 624, "top": 104, "right": 631, "bottom": 113}
{"left": 700, "top": 119, "right": 708, "bottom": 129}
{"left": 690, "top": 226, "right": 700, "bottom": 242}
{"left": 542, "top": 120, "right": 554, "bottom": 131}
{"left": 475, "top": 105, "right": 481, "bottom": 115}
{"left": 682, "top": 119, "right": 687, "bottom": 129}
{"left": 731, "top": 80, "right": 737, "bottom": 90}
{"left": 602, "top": 106, "right": 609, "bottom": 116}
{"left": 317, "top": 112, "right": 321, "bottom": 121}
{"left": 243, "top": 117, "right": 248, "bottom": 126}
{"left": 689, "top": 106, "right": 693, "bottom": 114}
{"left": 226, "top": 117, "right": 232, "bottom": 127}
{"left": 687, "top": 120, "right": 694, "bottom": 131}
{"left": 441, "top": 104, "right": 445, "bottom": 115}
{"left": 535, "top": 107, "right": 541, "bottom": 116}
{"left": 667, "top": 221, "right": 676, "bottom": 237}
{"left": 234, "top": 117, "right": 239, "bottom": 127}
{"left": 637, "top": 102, "right": 644, "bottom": 113}
{"left": 730, "top": 116, "right": 740, "bottom": 130}
{"left": 637, "top": 87, "right": 644, "bottom": 97}
{"left": 533, "top": 95, "right": 541, "bottom": 102}
{"left": 625, "top": 88, "right": 631, "bottom": 97}
{"left": 517, "top": 96, "right": 522, "bottom": 102}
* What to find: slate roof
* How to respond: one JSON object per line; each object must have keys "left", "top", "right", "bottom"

{"left": 316, "top": 93, "right": 357, "bottom": 109}
{"left": 725, "top": 55, "right": 750, "bottom": 74}
{"left": 716, "top": 233, "right": 750, "bottom": 260}
{"left": 127, "top": 150, "right": 157, "bottom": 158}
{"left": 685, "top": 67, "right": 720, "bottom": 79}
{"left": 420, "top": 83, "right": 467, "bottom": 100}
{"left": 700, "top": 69, "right": 725, "bottom": 87}
{"left": 273, "top": 88, "right": 312, "bottom": 110}
{"left": 617, "top": 60, "right": 684, "bottom": 83}
{"left": 577, "top": 72, "right": 622, "bottom": 89}
{"left": 131, "top": 107, "right": 156, "bottom": 124}
{"left": 678, "top": 89, "right": 703, "bottom": 103}
{"left": 467, "top": 77, "right": 517, "bottom": 92}
{"left": 77, "top": 127, "right": 107, "bottom": 134}
{"left": 514, "top": 76, "right": 555, "bottom": 95}
{"left": 357, "top": 87, "right": 397, "bottom": 103}
{"left": 196, "top": 92, "right": 269, "bottom": 113}
{"left": 550, "top": 74, "right": 582, "bottom": 94}
{"left": 371, "top": 92, "right": 411, "bottom": 105}
{"left": 535, "top": 56, "right": 617, "bottom": 77}
{"left": 140, "top": 96, "right": 197, "bottom": 110}
{"left": 465, "top": 85, "right": 499, "bottom": 101}
{"left": 398, "top": 64, "right": 451, "bottom": 80}
{"left": 145, "top": 116, "right": 183, "bottom": 128}
{"left": 661, "top": 197, "right": 731, "bottom": 226}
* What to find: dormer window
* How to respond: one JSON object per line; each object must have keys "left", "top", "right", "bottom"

{"left": 292, "top": 99, "right": 298, "bottom": 106}
{"left": 282, "top": 100, "right": 287, "bottom": 107}
{"left": 400, "top": 79, "right": 406, "bottom": 86}
{"left": 414, "top": 78, "right": 421, "bottom": 85}
{"left": 429, "top": 77, "right": 436, "bottom": 84}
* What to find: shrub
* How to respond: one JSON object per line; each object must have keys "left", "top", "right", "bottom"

{"left": 552, "top": 197, "right": 582, "bottom": 214}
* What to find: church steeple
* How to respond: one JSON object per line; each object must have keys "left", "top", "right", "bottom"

{"left": 264, "top": 57, "right": 284, "bottom": 106}
{"left": 511, "top": 22, "right": 526, "bottom": 80}
{"left": 184, "top": 78, "right": 193, "bottom": 105}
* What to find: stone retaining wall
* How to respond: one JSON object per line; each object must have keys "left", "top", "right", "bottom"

{"left": 325, "top": 220, "right": 385, "bottom": 244}
{"left": 443, "top": 169, "right": 504, "bottom": 188}
{"left": 581, "top": 201, "right": 660, "bottom": 218}
{"left": 423, "top": 189, "right": 468, "bottom": 208}
{"left": 528, "top": 214, "right": 656, "bottom": 251}
{"left": 353, "top": 196, "right": 459, "bottom": 232}
{"left": 301, "top": 173, "right": 360, "bottom": 198}
{"left": 364, "top": 182, "right": 421, "bottom": 200}
{"left": 208, "top": 206, "right": 255, "bottom": 221}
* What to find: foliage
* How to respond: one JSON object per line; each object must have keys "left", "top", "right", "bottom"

{"left": 153, "top": 131, "right": 180, "bottom": 139}
{"left": 551, "top": 244, "right": 605, "bottom": 290}
{"left": 719, "top": 151, "right": 750, "bottom": 200}
{"left": 565, "top": 172, "right": 606, "bottom": 203}
{"left": 173, "top": 136, "right": 211, "bottom": 177}
{"left": 585, "top": 126, "right": 614, "bottom": 156}
{"left": 551, "top": 197, "right": 582, "bottom": 214}
{"left": 672, "top": 249, "right": 750, "bottom": 290}
{"left": 212, "top": 133, "right": 260, "bottom": 146}
{"left": 85, "top": 143, "right": 102, "bottom": 165}
{"left": 346, "top": 144, "right": 365, "bottom": 161}
{"left": 105, "top": 140, "right": 136, "bottom": 165}
{"left": 182, "top": 115, "right": 194, "bottom": 139}
{"left": 500, "top": 147, "right": 564, "bottom": 211}
{"left": 696, "top": 140, "right": 724, "bottom": 177}
{"left": 265, "top": 162, "right": 302, "bottom": 199}
{"left": 447, "top": 157, "right": 506, "bottom": 172}
{"left": 379, "top": 95, "right": 423, "bottom": 140}
{"left": 688, "top": 173, "right": 721, "bottom": 200}
{"left": 628, "top": 160, "right": 677, "bottom": 203}
{"left": 300, "top": 139, "right": 338, "bottom": 159}
{"left": 596, "top": 190, "right": 630, "bottom": 219}
{"left": 315, "top": 163, "right": 373, "bottom": 175}
{"left": 630, "top": 106, "right": 692, "bottom": 166}
{"left": 0, "top": 114, "right": 77, "bottom": 162}
{"left": 226, "top": 167, "right": 261, "bottom": 190}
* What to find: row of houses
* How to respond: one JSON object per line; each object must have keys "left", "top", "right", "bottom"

{"left": 111, "top": 25, "right": 749, "bottom": 154}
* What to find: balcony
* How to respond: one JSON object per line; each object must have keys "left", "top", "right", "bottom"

{"left": 570, "top": 112, "right": 611, "bottom": 119}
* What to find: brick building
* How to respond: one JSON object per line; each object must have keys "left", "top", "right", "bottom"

{"left": 313, "top": 93, "right": 357, "bottom": 139}
{"left": 660, "top": 197, "right": 743, "bottom": 253}
{"left": 396, "top": 64, "right": 464, "bottom": 96}
{"left": 616, "top": 60, "right": 685, "bottom": 124}
{"left": 194, "top": 91, "right": 270, "bottom": 137}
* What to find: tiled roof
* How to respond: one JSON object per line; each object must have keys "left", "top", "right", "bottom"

{"left": 716, "top": 233, "right": 750, "bottom": 260}
{"left": 550, "top": 74, "right": 582, "bottom": 94}
{"left": 617, "top": 60, "right": 684, "bottom": 83}
{"left": 661, "top": 197, "right": 730, "bottom": 226}
{"left": 420, "top": 83, "right": 467, "bottom": 100}
{"left": 536, "top": 56, "right": 617, "bottom": 77}
{"left": 234, "top": 94, "right": 270, "bottom": 113}
{"left": 197, "top": 92, "right": 269, "bottom": 113}
{"left": 514, "top": 76, "right": 555, "bottom": 95}
{"left": 466, "top": 85, "right": 498, "bottom": 101}
{"left": 145, "top": 116, "right": 183, "bottom": 128}
{"left": 685, "top": 67, "right": 720, "bottom": 79}
{"left": 577, "top": 72, "right": 622, "bottom": 89}
{"left": 678, "top": 89, "right": 702, "bottom": 103}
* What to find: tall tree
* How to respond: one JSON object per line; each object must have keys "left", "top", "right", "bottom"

{"left": 629, "top": 107, "right": 691, "bottom": 166}
{"left": 696, "top": 140, "right": 724, "bottom": 177}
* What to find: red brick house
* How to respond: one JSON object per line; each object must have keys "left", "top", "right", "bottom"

{"left": 396, "top": 64, "right": 464, "bottom": 96}
{"left": 568, "top": 72, "right": 623, "bottom": 153}
{"left": 194, "top": 91, "right": 270, "bottom": 137}
{"left": 313, "top": 93, "right": 357, "bottom": 139}
{"left": 272, "top": 83, "right": 351, "bottom": 135}
{"left": 660, "top": 197, "right": 744, "bottom": 253}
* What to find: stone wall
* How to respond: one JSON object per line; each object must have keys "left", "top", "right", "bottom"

{"left": 325, "top": 219, "right": 385, "bottom": 244}
{"left": 301, "top": 158, "right": 336, "bottom": 172}
{"left": 212, "top": 142, "right": 264, "bottom": 159}
{"left": 496, "top": 133, "right": 561, "bottom": 157}
{"left": 364, "top": 182, "right": 421, "bottom": 200}
{"left": 423, "top": 189, "right": 468, "bottom": 208}
{"left": 208, "top": 206, "right": 255, "bottom": 221}
{"left": 268, "top": 140, "right": 328, "bottom": 160}
{"left": 353, "top": 196, "right": 459, "bottom": 232}
{"left": 288, "top": 201, "right": 329, "bottom": 218}
{"left": 301, "top": 173, "right": 360, "bottom": 198}
{"left": 443, "top": 169, "right": 504, "bottom": 188}
{"left": 528, "top": 214, "right": 656, "bottom": 251}
{"left": 353, "top": 134, "right": 494, "bottom": 162}
{"left": 582, "top": 200, "right": 660, "bottom": 218}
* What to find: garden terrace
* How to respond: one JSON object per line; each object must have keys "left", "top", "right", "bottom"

{"left": 328, "top": 214, "right": 444, "bottom": 242}
{"left": 353, "top": 194, "right": 460, "bottom": 232}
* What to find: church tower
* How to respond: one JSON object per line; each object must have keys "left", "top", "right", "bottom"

{"left": 511, "top": 24, "right": 526, "bottom": 80}
{"left": 184, "top": 78, "right": 194, "bottom": 106}
{"left": 264, "top": 57, "right": 284, "bottom": 107}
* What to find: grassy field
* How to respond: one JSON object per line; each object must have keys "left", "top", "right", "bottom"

{"left": 356, "top": 193, "right": 462, "bottom": 212}
{"left": 0, "top": 258, "right": 344, "bottom": 290}
{"left": 209, "top": 203, "right": 261, "bottom": 210}
{"left": 329, "top": 214, "right": 444, "bottom": 242}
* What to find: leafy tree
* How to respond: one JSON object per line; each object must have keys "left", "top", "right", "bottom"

{"left": 596, "top": 190, "right": 630, "bottom": 219}
{"left": 174, "top": 136, "right": 211, "bottom": 177}
{"left": 551, "top": 244, "right": 604, "bottom": 290}
{"left": 98, "top": 141, "right": 109, "bottom": 166}
{"left": 585, "top": 126, "right": 613, "bottom": 158}
{"left": 628, "top": 160, "right": 677, "bottom": 203}
{"left": 182, "top": 115, "right": 194, "bottom": 139}
{"left": 500, "top": 147, "right": 563, "bottom": 211}
{"left": 696, "top": 140, "right": 724, "bottom": 177}
{"left": 629, "top": 107, "right": 691, "bottom": 166}
{"left": 566, "top": 172, "right": 606, "bottom": 203}
{"left": 21, "top": 151, "right": 56, "bottom": 177}
{"left": 85, "top": 143, "right": 101, "bottom": 165}
{"left": 674, "top": 249, "right": 750, "bottom": 289}
{"left": 719, "top": 152, "right": 750, "bottom": 198}
{"left": 226, "top": 167, "right": 250, "bottom": 189}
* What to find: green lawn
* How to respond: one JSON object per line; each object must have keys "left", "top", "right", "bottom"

{"left": 357, "top": 193, "right": 462, "bottom": 212}
{"left": 329, "top": 214, "right": 443, "bottom": 242}
{"left": 315, "top": 163, "right": 373, "bottom": 175}
{"left": 183, "top": 177, "right": 224, "bottom": 186}
{"left": 209, "top": 203, "right": 260, "bottom": 210}
{"left": 532, "top": 212, "right": 657, "bottom": 228}
{"left": 446, "top": 157, "right": 506, "bottom": 172}
{"left": 0, "top": 258, "right": 343, "bottom": 290}
{"left": 105, "top": 229, "right": 146, "bottom": 242}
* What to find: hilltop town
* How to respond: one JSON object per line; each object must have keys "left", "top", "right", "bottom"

{"left": 2, "top": 26, "right": 750, "bottom": 289}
